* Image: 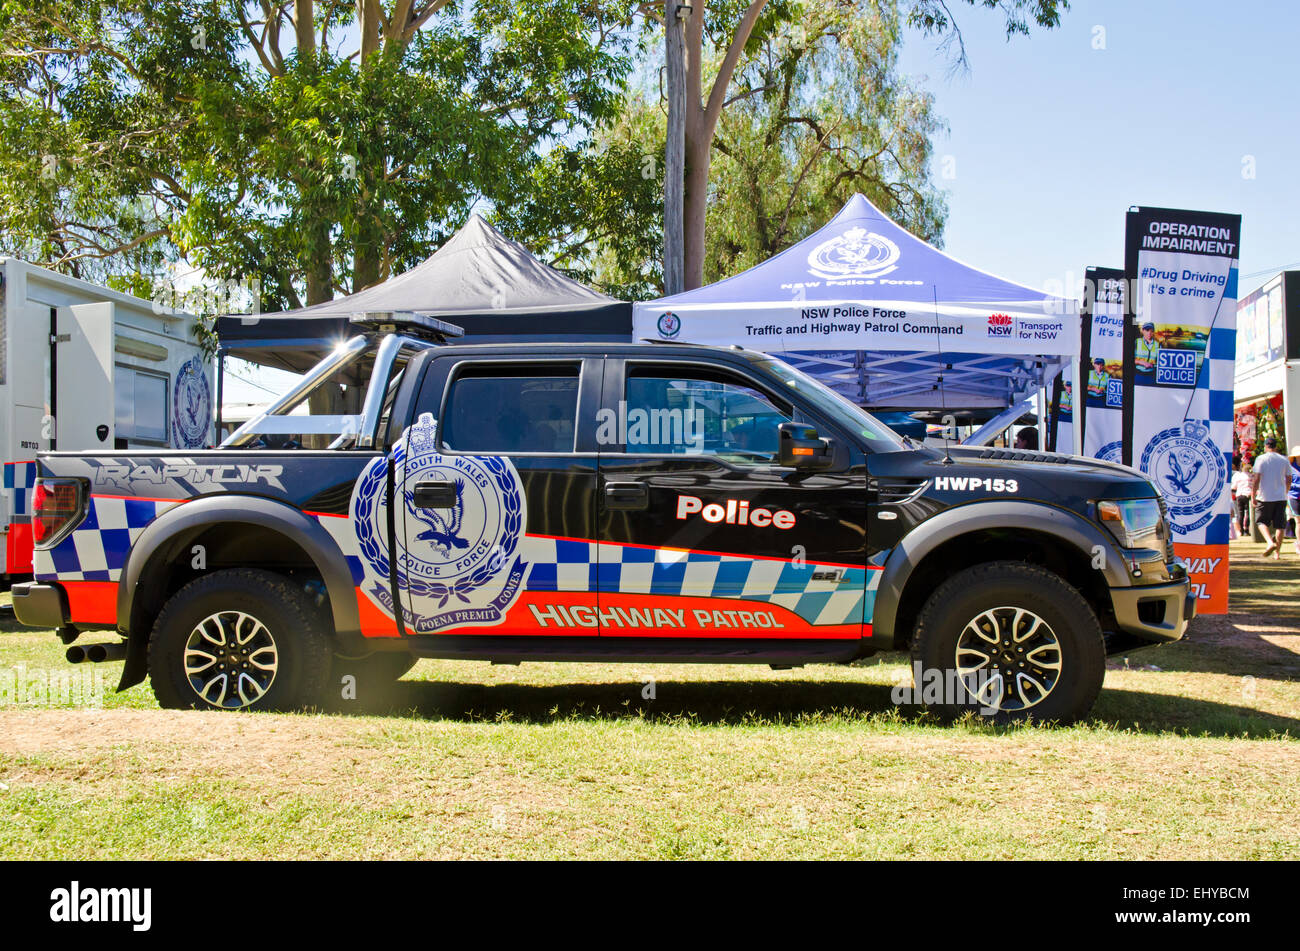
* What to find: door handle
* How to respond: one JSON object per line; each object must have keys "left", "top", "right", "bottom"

{"left": 604, "top": 481, "right": 648, "bottom": 511}
{"left": 413, "top": 480, "right": 458, "bottom": 508}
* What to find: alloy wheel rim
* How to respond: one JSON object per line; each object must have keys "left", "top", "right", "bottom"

{"left": 954, "top": 606, "right": 1062, "bottom": 712}
{"left": 183, "top": 611, "right": 278, "bottom": 710}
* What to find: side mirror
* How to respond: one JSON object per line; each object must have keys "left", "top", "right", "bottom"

{"left": 778, "top": 422, "right": 833, "bottom": 469}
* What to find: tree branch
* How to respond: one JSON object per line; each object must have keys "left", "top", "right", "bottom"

{"left": 237, "top": 7, "right": 280, "bottom": 75}
{"left": 701, "top": 0, "right": 769, "bottom": 138}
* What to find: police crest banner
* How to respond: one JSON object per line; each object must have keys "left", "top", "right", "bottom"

{"left": 1122, "top": 208, "right": 1241, "bottom": 615}
{"left": 1080, "top": 267, "right": 1126, "bottom": 462}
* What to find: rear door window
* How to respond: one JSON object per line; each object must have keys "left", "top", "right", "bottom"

{"left": 442, "top": 368, "right": 580, "bottom": 454}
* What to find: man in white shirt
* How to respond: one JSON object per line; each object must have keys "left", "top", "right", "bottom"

{"left": 1231, "top": 460, "right": 1252, "bottom": 535}
{"left": 1252, "top": 437, "right": 1291, "bottom": 558}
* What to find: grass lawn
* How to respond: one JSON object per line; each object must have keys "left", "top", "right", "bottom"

{"left": 0, "top": 541, "right": 1296, "bottom": 860}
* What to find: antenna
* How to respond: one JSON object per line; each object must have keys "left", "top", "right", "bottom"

{"left": 934, "top": 287, "right": 954, "bottom": 464}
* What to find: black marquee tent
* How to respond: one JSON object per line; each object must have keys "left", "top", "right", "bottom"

{"left": 216, "top": 214, "right": 631, "bottom": 372}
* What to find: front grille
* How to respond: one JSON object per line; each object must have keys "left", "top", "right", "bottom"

{"left": 1156, "top": 496, "right": 1175, "bottom": 562}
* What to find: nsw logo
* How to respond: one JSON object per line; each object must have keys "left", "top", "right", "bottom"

{"left": 806, "top": 227, "right": 900, "bottom": 280}
{"left": 1139, "top": 419, "right": 1225, "bottom": 535}
{"left": 351, "top": 413, "right": 528, "bottom": 633}
{"left": 987, "top": 313, "right": 1013, "bottom": 337}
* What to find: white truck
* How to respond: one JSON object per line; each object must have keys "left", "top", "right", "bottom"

{"left": 0, "top": 258, "right": 212, "bottom": 578}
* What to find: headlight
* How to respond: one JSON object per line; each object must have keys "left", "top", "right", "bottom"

{"left": 1097, "top": 498, "right": 1165, "bottom": 552}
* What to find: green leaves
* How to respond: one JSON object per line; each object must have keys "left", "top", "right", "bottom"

{"left": 0, "top": 0, "right": 635, "bottom": 308}
{"left": 703, "top": 0, "right": 947, "bottom": 281}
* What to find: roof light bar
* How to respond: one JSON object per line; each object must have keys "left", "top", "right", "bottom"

{"left": 349, "top": 311, "right": 464, "bottom": 341}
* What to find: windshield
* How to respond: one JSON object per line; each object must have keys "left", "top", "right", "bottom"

{"left": 754, "top": 358, "right": 908, "bottom": 452}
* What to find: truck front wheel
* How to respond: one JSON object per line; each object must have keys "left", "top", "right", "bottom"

{"left": 911, "top": 562, "right": 1105, "bottom": 724}
{"left": 148, "top": 569, "right": 333, "bottom": 711}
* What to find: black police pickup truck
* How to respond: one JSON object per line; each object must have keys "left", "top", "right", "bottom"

{"left": 12, "top": 314, "right": 1193, "bottom": 722}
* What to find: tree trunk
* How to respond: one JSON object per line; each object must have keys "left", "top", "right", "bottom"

{"left": 304, "top": 219, "right": 332, "bottom": 305}
{"left": 682, "top": 120, "right": 710, "bottom": 291}
{"left": 358, "top": 0, "right": 381, "bottom": 63}
{"left": 352, "top": 158, "right": 382, "bottom": 292}
{"left": 678, "top": 0, "right": 769, "bottom": 290}
{"left": 663, "top": 0, "right": 686, "bottom": 295}
{"left": 294, "top": 0, "right": 314, "bottom": 56}
{"left": 352, "top": 0, "right": 385, "bottom": 294}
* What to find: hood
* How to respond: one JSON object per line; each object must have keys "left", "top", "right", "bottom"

{"left": 872, "top": 445, "right": 1160, "bottom": 503}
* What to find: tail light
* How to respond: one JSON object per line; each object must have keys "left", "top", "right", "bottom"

{"left": 32, "top": 479, "right": 85, "bottom": 547}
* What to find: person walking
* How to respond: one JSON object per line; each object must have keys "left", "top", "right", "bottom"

{"left": 1252, "top": 437, "right": 1291, "bottom": 559}
{"left": 1288, "top": 446, "right": 1300, "bottom": 555}
{"left": 1231, "top": 457, "right": 1253, "bottom": 536}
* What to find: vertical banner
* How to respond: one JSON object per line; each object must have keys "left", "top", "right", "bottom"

{"left": 1047, "top": 363, "right": 1073, "bottom": 453}
{"left": 1122, "top": 208, "right": 1241, "bottom": 615}
{"left": 1081, "top": 267, "right": 1126, "bottom": 461}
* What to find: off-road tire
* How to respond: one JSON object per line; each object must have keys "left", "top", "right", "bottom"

{"left": 910, "top": 561, "right": 1105, "bottom": 724}
{"left": 149, "top": 568, "right": 333, "bottom": 711}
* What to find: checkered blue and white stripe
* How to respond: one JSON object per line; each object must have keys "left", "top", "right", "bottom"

{"left": 311, "top": 512, "right": 366, "bottom": 586}
{"left": 3, "top": 461, "right": 37, "bottom": 519}
{"left": 34, "top": 496, "right": 180, "bottom": 582}
{"left": 522, "top": 535, "right": 879, "bottom": 626}
{"left": 310, "top": 514, "right": 879, "bottom": 628}
{"left": 1204, "top": 267, "right": 1238, "bottom": 547}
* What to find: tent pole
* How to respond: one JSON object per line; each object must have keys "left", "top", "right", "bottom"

{"left": 214, "top": 347, "right": 225, "bottom": 446}
{"left": 1037, "top": 385, "right": 1047, "bottom": 450}
{"left": 1071, "top": 356, "right": 1083, "bottom": 456}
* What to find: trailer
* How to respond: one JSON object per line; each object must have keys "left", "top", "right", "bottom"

{"left": 0, "top": 258, "right": 211, "bottom": 578}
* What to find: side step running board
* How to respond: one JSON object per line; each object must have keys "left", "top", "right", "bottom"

{"left": 405, "top": 636, "right": 867, "bottom": 667}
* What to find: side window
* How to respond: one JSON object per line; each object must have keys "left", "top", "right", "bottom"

{"left": 442, "top": 367, "right": 579, "bottom": 454}
{"left": 624, "top": 368, "right": 790, "bottom": 462}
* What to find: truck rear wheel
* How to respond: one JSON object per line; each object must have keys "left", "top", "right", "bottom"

{"left": 148, "top": 569, "right": 333, "bottom": 711}
{"left": 910, "top": 562, "right": 1105, "bottom": 724}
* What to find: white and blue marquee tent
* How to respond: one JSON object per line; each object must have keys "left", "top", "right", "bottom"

{"left": 634, "top": 194, "right": 1078, "bottom": 412}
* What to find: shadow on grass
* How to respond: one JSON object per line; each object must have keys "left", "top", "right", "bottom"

{"left": 1229, "top": 545, "right": 1300, "bottom": 621}
{"left": 0, "top": 614, "right": 31, "bottom": 636}
{"left": 1131, "top": 619, "right": 1300, "bottom": 680}
{"left": 318, "top": 675, "right": 1300, "bottom": 738}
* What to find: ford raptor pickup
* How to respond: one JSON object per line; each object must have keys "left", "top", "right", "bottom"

{"left": 11, "top": 314, "right": 1193, "bottom": 721}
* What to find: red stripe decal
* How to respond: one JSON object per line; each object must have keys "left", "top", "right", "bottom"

{"left": 63, "top": 581, "right": 119, "bottom": 624}
{"left": 357, "top": 588, "right": 400, "bottom": 637}
{"left": 6, "top": 522, "right": 33, "bottom": 573}
{"left": 366, "top": 591, "right": 864, "bottom": 640}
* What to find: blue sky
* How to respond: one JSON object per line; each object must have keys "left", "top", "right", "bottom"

{"left": 226, "top": 2, "right": 1294, "bottom": 403}
{"left": 896, "top": 0, "right": 1296, "bottom": 301}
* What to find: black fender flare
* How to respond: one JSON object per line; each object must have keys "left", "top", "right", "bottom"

{"left": 870, "top": 500, "right": 1129, "bottom": 645}
{"left": 116, "top": 495, "right": 364, "bottom": 690}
